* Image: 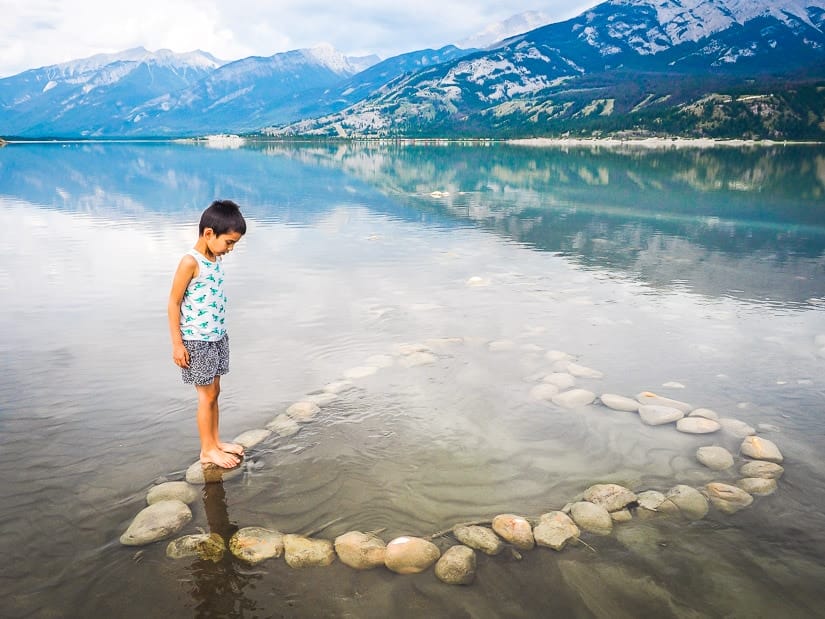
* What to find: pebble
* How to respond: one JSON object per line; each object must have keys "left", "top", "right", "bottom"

{"left": 146, "top": 481, "right": 199, "bottom": 505}
{"left": 638, "top": 405, "right": 684, "bottom": 426}
{"left": 120, "top": 500, "right": 192, "bottom": 546}
{"left": 740, "top": 436, "right": 784, "bottom": 463}
{"left": 739, "top": 461, "right": 784, "bottom": 479}
{"left": 530, "top": 383, "right": 560, "bottom": 401}
{"left": 166, "top": 533, "right": 225, "bottom": 562}
{"left": 676, "top": 417, "right": 720, "bottom": 434}
{"left": 185, "top": 460, "right": 243, "bottom": 484}
{"left": 229, "top": 527, "right": 285, "bottom": 565}
{"left": 452, "top": 525, "right": 504, "bottom": 555}
{"left": 343, "top": 366, "right": 378, "bottom": 379}
{"left": 384, "top": 536, "right": 441, "bottom": 574}
{"left": 232, "top": 429, "right": 271, "bottom": 449}
{"left": 635, "top": 392, "right": 693, "bottom": 413}
{"left": 569, "top": 501, "right": 613, "bottom": 536}
{"left": 543, "top": 373, "right": 576, "bottom": 390}
{"left": 552, "top": 388, "right": 596, "bottom": 409}
{"left": 434, "top": 545, "right": 476, "bottom": 585}
{"left": 492, "top": 514, "right": 535, "bottom": 550}
{"left": 664, "top": 485, "right": 709, "bottom": 520}
{"left": 266, "top": 414, "right": 300, "bottom": 437}
{"left": 283, "top": 534, "right": 336, "bottom": 568}
{"left": 688, "top": 408, "right": 719, "bottom": 421}
{"left": 333, "top": 531, "right": 387, "bottom": 569}
{"left": 599, "top": 394, "right": 639, "bottom": 412}
{"left": 704, "top": 482, "right": 754, "bottom": 514}
{"left": 566, "top": 363, "right": 604, "bottom": 379}
{"left": 696, "top": 446, "right": 735, "bottom": 471}
{"left": 285, "top": 401, "right": 321, "bottom": 421}
{"left": 718, "top": 418, "right": 756, "bottom": 438}
{"left": 582, "top": 483, "right": 637, "bottom": 513}
{"left": 736, "top": 478, "right": 778, "bottom": 496}
{"left": 532, "top": 511, "right": 580, "bottom": 551}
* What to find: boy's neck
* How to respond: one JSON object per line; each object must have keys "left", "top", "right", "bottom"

{"left": 193, "top": 237, "right": 216, "bottom": 261}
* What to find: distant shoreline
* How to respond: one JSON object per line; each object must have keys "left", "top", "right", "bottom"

{"left": 507, "top": 137, "right": 825, "bottom": 148}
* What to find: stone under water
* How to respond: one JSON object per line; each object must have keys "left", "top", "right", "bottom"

{"left": 736, "top": 478, "right": 778, "bottom": 496}
{"left": 739, "top": 461, "right": 784, "bottom": 479}
{"left": 676, "top": 417, "right": 720, "bottom": 434}
{"left": 740, "top": 436, "right": 784, "bottom": 463}
{"left": 283, "top": 534, "right": 336, "bottom": 568}
{"left": 638, "top": 405, "right": 684, "bottom": 426}
{"left": 696, "top": 446, "right": 735, "bottom": 471}
{"left": 452, "top": 525, "right": 504, "bottom": 556}
{"left": 333, "top": 531, "right": 387, "bottom": 569}
{"left": 146, "top": 481, "right": 199, "bottom": 505}
{"left": 185, "top": 460, "right": 243, "bottom": 484}
{"left": 229, "top": 527, "right": 284, "bottom": 565}
{"left": 384, "top": 536, "right": 441, "bottom": 574}
{"left": 232, "top": 428, "right": 271, "bottom": 449}
{"left": 705, "top": 482, "right": 754, "bottom": 514}
{"left": 492, "top": 514, "right": 535, "bottom": 550}
{"left": 120, "top": 500, "right": 192, "bottom": 546}
{"left": 166, "top": 533, "right": 225, "bottom": 562}
{"left": 583, "top": 484, "right": 637, "bottom": 513}
{"left": 434, "top": 545, "right": 476, "bottom": 585}
{"left": 569, "top": 501, "right": 613, "bottom": 536}
{"left": 599, "top": 394, "right": 639, "bottom": 412}
{"left": 533, "top": 511, "right": 580, "bottom": 551}
{"left": 664, "top": 485, "right": 709, "bottom": 520}
{"left": 552, "top": 388, "right": 596, "bottom": 409}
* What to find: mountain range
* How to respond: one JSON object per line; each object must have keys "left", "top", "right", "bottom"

{"left": 2, "top": 0, "right": 825, "bottom": 140}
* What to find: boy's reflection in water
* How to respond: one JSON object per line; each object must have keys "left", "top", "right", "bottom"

{"left": 188, "top": 480, "right": 261, "bottom": 618}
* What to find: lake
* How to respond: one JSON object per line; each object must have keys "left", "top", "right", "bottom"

{"left": 1, "top": 140, "right": 824, "bottom": 618}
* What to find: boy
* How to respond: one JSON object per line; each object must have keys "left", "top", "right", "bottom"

{"left": 168, "top": 200, "right": 246, "bottom": 469}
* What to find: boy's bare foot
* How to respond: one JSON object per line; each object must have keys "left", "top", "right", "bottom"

{"left": 220, "top": 442, "right": 245, "bottom": 456}
{"left": 200, "top": 448, "right": 240, "bottom": 468}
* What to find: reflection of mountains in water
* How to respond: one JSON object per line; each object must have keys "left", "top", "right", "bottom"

{"left": 260, "top": 141, "right": 825, "bottom": 305}
{"left": 2, "top": 141, "right": 824, "bottom": 305}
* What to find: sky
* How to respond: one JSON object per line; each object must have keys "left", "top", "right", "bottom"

{"left": 0, "top": 0, "right": 601, "bottom": 77}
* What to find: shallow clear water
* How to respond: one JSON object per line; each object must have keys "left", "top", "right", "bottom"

{"left": 1, "top": 141, "right": 824, "bottom": 618}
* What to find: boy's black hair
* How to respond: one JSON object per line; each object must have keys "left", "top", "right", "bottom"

{"left": 199, "top": 199, "right": 247, "bottom": 236}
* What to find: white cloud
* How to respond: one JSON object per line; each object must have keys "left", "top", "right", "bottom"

{"left": 0, "top": 0, "right": 600, "bottom": 77}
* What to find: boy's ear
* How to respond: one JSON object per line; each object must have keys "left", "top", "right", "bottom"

{"left": 202, "top": 227, "right": 215, "bottom": 239}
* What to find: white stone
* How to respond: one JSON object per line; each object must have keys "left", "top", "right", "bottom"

{"left": 266, "top": 414, "right": 300, "bottom": 437}
{"left": 676, "top": 417, "right": 720, "bottom": 434}
{"left": 343, "top": 366, "right": 378, "bottom": 379}
{"left": 543, "top": 373, "right": 576, "bottom": 390}
{"left": 638, "top": 405, "right": 684, "bottom": 426}
{"left": 635, "top": 392, "right": 692, "bottom": 413}
{"left": 689, "top": 408, "right": 719, "bottom": 421}
{"left": 146, "top": 481, "right": 199, "bottom": 505}
{"left": 552, "top": 388, "right": 596, "bottom": 408}
{"left": 599, "top": 394, "right": 639, "bottom": 412}
{"left": 740, "top": 436, "right": 784, "bottom": 463}
{"left": 232, "top": 429, "right": 271, "bottom": 449}
{"left": 120, "top": 500, "right": 192, "bottom": 546}
{"left": 286, "top": 401, "right": 320, "bottom": 421}
{"left": 530, "top": 383, "right": 560, "bottom": 401}
{"left": 394, "top": 342, "right": 431, "bottom": 356}
{"left": 566, "top": 363, "right": 604, "bottom": 379}
{"left": 696, "top": 446, "right": 734, "bottom": 471}
{"left": 718, "top": 418, "right": 756, "bottom": 438}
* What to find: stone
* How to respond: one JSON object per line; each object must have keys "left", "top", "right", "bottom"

{"left": 530, "top": 383, "right": 560, "bottom": 401}
{"left": 323, "top": 380, "right": 354, "bottom": 394}
{"left": 638, "top": 405, "right": 684, "bottom": 426}
{"left": 739, "top": 461, "right": 784, "bottom": 479}
{"left": 552, "top": 389, "right": 596, "bottom": 409}
{"left": 166, "top": 533, "right": 225, "bottom": 562}
{"left": 689, "top": 408, "right": 720, "bottom": 421}
{"left": 384, "top": 536, "right": 441, "bottom": 574}
{"left": 452, "top": 525, "right": 504, "bottom": 556}
{"left": 718, "top": 418, "right": 756, "bottom": 438}
{"left": 543, "top": 373, "right": 576, "bottom": 390}
{"left": 533, "top": 512, "right": 580, "bottom": 551}
{"left": 736, "top": 478, "right": 778, "bottom": 496}
{"left": 365, "top": 354, "right": 394, "bottom": 368}
{"left": 569, "top": 502, "right": 613, "bottom": 536}
{"left": 232, "top": 429, "right": 271, "bottom": 449}
{"left": 599, "top": 394, "right": 639, "bottom": 412}
{"left": 696, "top": 446, "right": 735, "bottom": 471}
{"left": 636, "top": 490, "right": 667, "bottom": 512}
{"left": 185, "top": 460, "right": 243, "bottom": 484}
{"left": 146, "top": 481, "right": 199, "bottom": 505}
{"left": 266, "top": 414, "right": 300, "bottom": 436}
{"left": 740, "top": 436, "right": 784, "bottom": 463}
{"left": 434, "top": 545, "right": 476, "bottom": 585}
{"left": 662, "top": 381, "right": 685, "bottom": 389}
{"left": 120, "top": 500, "right": 192, "bottom": 546}
{"left": 492, "top": 514, "right": 535, "bottom": 550}
{"left": 705, "top": 482, "right": 754, "bottom": 514}
{"left": 582, "top": 484, "right": 637, "bottom": 512}
{"left": 343, "top": 366, "right": 378, "bottom": 379}
{"left": 610, "top": 509, "right": 633, "bottom": 523}
{"left": 333, "top": 531, "right": 386, "bottom": 569}
{"left": 566, "top": 363, "right": 604, "bottom": 379}
{"left": 676, "top": 417, "right": 720, "bottom": 434}
{"left": 305, "top": 392, "right": 338, "bottom": 406}
{"left": 545, "top": 350, "right": 571, "bottom": 362}
{"left": 400, "top": 352, "right": 438, "bottom": 367}
{"left": 285, "top": 401, "right": 320, "bottom": 421}
{"left": 394, "top": 342, "right": 431, "bottom": 356}
{"left": 664, "top": 485, "right": 709, "bottom": 520}
{"left": 756, "top": 423, "right": 780, "bottom": 433}
{"left": 229, "top": 527, "right": 284, "bottom": 565}
{"left": 283, "top": 534, "right": 335, "bottom": 568}
{"left": 635, "top": 392, "right": 692, "bottom": 413}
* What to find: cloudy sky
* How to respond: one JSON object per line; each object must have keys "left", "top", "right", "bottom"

{"left": 0, "top": 0, "right": 601, "bottom": 77}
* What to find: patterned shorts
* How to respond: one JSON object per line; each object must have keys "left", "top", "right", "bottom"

{"left": 181, "top": 334, "right": 230, "bottom": 385}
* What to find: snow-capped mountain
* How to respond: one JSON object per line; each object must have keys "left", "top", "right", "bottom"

{"left": 456, "top": 11, "right": 553, "bottom": 50}
{"left": 269, "top": 0, "right": 825, "bottom": 138}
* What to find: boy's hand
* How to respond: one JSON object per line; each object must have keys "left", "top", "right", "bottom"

{"left": 172, "top": 343, "right": 190, "bottom": 368}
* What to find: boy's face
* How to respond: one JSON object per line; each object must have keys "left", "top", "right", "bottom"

{"left": 204, "top": 229, "right": 243, "bottom": 257}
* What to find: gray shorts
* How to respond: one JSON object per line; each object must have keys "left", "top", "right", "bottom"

{"left": 181, "top": 335, "right": 230, "bottom": 385}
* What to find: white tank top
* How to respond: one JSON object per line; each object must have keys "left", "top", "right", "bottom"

{"left": 179, "top": 249, "right": 227, "bottom": 341}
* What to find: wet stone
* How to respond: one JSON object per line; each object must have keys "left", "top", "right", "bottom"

{"left": 283, "top": 534, "right": 336, "bottom": 568}
{"left": 689, "top": 408, "right": 720, "bottom": 421}
{"left": 583, "top": 483, "right": 637, "bottom": 513}
{"left": 718, "top": 418, "right": 756, "bottom": 438}
{"left": 400, "top": 352, "right": 438, "bottom": 367}
{"left": 146, "top": 481, "right": 199, "bottom": 505}
{"left": 664, "top": 485, "right": 709, "bottom": 520}
{"left": 530, "top": 383, "right": 560, "bottom": 401}
{"left": 610, "top": 509, "right": 632, "bottom": 523}
{"left": 488, "top": 339, "right": 516, "bottom": 352}
{"left": 740, "top": 436, "right": 784, "bottom": 463}
{"left": 185, "top": 460, "right": 243, "bottom": 484}
{"left": 569, "top": 502, "right": 613, "bottom": 536}
{"left": 566, "top": 363, "right": 604, "bottom": 379}
{"left": 343, "top": 365, "right": 378, "bottom": 379}
{"left": 232, "top": 429, "right": 271, "bottom": 449}
{"left": 676, "top": 417, "right": 720, "bottom": 434}
{"left": 323, "top": 380, "right": 354, "bottom": 394}
{"left": 739, "top": 461, "right": 784, "bottom": 479}
{"left": 696, "top": 446, "right": 735, "bottom": 471}
{"left": 599, "top": 394, "right": 639, "bottom": 412}
{"left": 638, "top": 405, "right": 684, "bottom": 426}
{"left": 452, "top": 525, "right": 504, "bottom": 556}
{"left": 736, "top": 477, "right": 778, "bottom": 496}
{"left": 285, "top": 401, "right": 320, "bottom": 421}
{"left": 167, "top": 533, "right": 225, "bottom": 562}
{"left": 543, "top": 372, "right": 576, "bottom": 390}
{"left": 333, "top": 531, "right": 387, "bottom": 569}
{"left": 365, "top": 354, "right": 394, "bottom": 368}
{"left": 635, "top": 392, "right": 692, "bottom": 413}
{"left": 492, "top": 514, "right": 535, "bottom": 550}
{"left": 384, "top": 536, "right": 441, "bottom": 574}
{"left": 305, "top": 392, "right": 338, "bottom": 406}
{"left": 552, "top": 389, "right": 596, "bottom": 409}
{"left": 120, "top": 500, "right": 192, "bottom": 546}
{"left": 266, "top": 414, "right": 300, "bottom": 437}
{"left": 533, "top": 512, "right": 580, "bottom": 551}
{"left": 229, "top": 527, "right": 284, "bottom": 565}
{"left": 705, "top": 482, "right": 754, "bottom": 514}
{"left": 636, "top": 490, "right": 667, "bottom": 512}
{"left": 434, "top": 545, "right": 476, "bottom": 585}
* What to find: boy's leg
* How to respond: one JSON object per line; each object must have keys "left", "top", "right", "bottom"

{"left": 196, "top": 378, "right": 239, "bottom": 468}
{"left": 211, "top": 376, "right": 244, "bottom": 456}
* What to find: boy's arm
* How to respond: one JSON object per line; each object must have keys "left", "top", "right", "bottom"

{"left": 168, "top": 254, "right": 197, "bottom": 368}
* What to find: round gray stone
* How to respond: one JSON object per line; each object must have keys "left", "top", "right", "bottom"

{"left": 120, "top": 500, "right": 192, "bottom": 546}
{"left": 229, "top": 527, "right": 285, "bottom": 565}
{"left": 696, "top": 446, "right": 735, "bottom": 471}
{"left": 569, "top": 501, "right": 613, "bottom": 536}
{"left": 146, "top": 481, "right": 199, "bottom": 505}
{"left": 638, "top": 405, "right": 684, "bottom": 426}
{"left": 453, "top": 525, "right": 504, "bottom": 556}
{"left": 435, "top": 545, "right": 476, "bottom": 585}
{"left": 599, "top": 394, "right": 639, "bottom": 412}
{"left": 676, "top": 417, "right": 720, "bottom": 434}
{"left": 739, "top": 461, "right": 784, "bottom": 479}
